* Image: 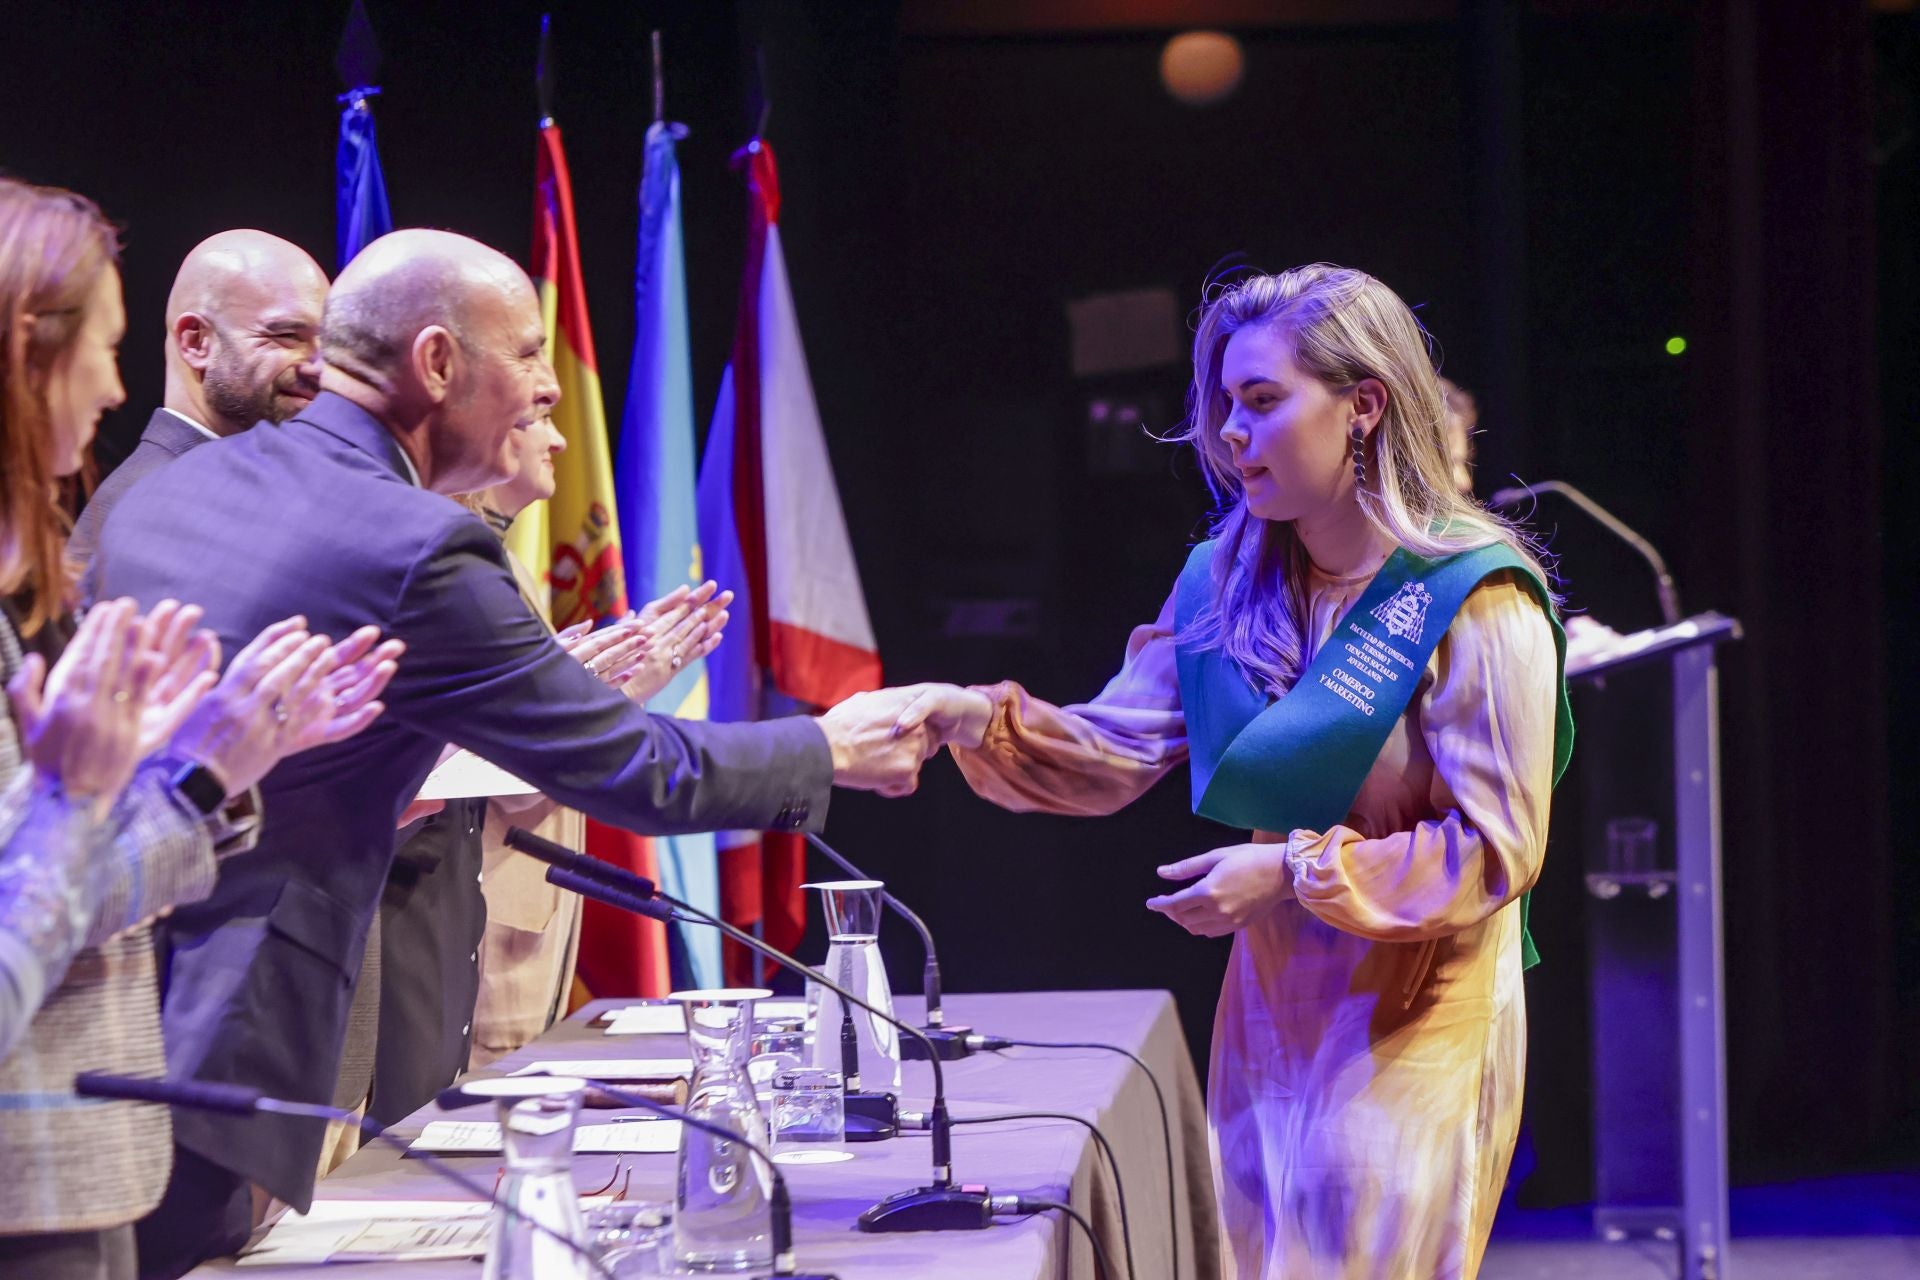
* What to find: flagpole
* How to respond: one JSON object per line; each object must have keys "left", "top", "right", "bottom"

{"left": 651, "top": 30, "right": 664, "bottom": 125}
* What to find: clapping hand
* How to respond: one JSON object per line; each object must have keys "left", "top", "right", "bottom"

{"left": 559, "top": 581, "right": 732, "bottom": 704}
{"left": 131, "top": 600, "right": 221, "bottom": 758}
{"left": 6, "top": 598, "right": 156, "bottom": 819}
{"left": 167, "top": 618, "right": 399, "bottom": 797}
{"left": 1145, "top": 843, "right": 1293, "bottom": 937}
{"left": 297, "top": 626, "right": 401, "bottom": 750}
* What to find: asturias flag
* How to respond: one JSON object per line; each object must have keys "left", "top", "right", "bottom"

{"left": 614, "top": 120, "right": 723, "bottom": 990}
{"left": 517, "top": 119, "right": 672, "bottom": 998}
{"left": 335, "top": 88, "right": 392, "bottom": 269}
{"left": 698, "top": 139, "right": 881, "bottom": 982}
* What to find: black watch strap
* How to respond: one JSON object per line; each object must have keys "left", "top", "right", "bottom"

{"left": 169, "top": 761, "right": 226, "bottom": 816}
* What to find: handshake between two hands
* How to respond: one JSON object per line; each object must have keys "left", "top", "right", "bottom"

{"left": 816, "top": 681, "right": 1298, "bottom": 939}
{"left": 815, "top": 682, "right": 995, "bottom": 798}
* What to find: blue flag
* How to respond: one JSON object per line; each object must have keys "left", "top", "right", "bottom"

{"left": 336, "top": 88, "right": 392, "bottom": 269}
{"left": 617, "top": 120, "right": 723, "bottom": 989}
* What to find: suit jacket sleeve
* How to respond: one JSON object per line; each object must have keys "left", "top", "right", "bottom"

{"left": 0, "top": 717, "right": 217, "bottom": 1056}
{"left": 385, "top": 516, "right": 834, "bottom": 835}
{"left": 79, "top": 762, "right": 219, "bottom": 949}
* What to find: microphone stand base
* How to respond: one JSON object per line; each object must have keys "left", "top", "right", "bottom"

{"left": 843, "top": 1089, "right": 897, "bottom": 1142}
{"left": 857, "top": 1185, "right": 993, "bottom": 1232}
{"left": 899, "top": 1025, "right": 976, "bottom": 1061}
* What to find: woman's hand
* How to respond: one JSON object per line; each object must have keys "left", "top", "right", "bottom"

{"left": 167, "top": 618, "right": 397, "bottom": 797}
{"left": 6, "top": 598, "right": 153, "bottom": 818}
{"left": 132, "top": 599, "right": 221, "bottom": 757}
{"left": 561, "top": 581, "right": 732, "bottom": 704}
{"left": 1145, "top": 843, "right": 1293, "bottom": 937}
{"left": 889, "top": 683, "right": 994, "bottom": 752}
{"left": 285, "top": 626, "right": 400, "bottom": 752}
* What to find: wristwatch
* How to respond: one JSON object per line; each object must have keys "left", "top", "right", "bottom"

{"left": 160, "top": 758, "right": 263, "bottom": 856}
{"left": 168, "top": 760, "right": 226, "bottom": 816}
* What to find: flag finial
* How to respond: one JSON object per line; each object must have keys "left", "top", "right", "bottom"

{"left": 751, "top": 44, "right": 772, "bottom": 139}
{"left": 536, "top": 13, "right": 554, "bottom": 125}
{"left": 334, "top": 0, "right": 381, "bottom": 91}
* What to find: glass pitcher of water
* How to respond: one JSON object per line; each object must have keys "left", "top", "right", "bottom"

{"left": 467, "top": 1075, "right": 591, "bottom": 1280}
{"left": 670, "top": 988, "right": 774, "bottom": 1272}
{"left": 804, "top": 879, "right": 900, "bottom": 1093}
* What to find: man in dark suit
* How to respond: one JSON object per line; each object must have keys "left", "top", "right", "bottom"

{"left": 69, "top": 230, "right": 327, "bottom": 562}
{"left": 90, "top": 229, "right": 929, "bottom": 1278}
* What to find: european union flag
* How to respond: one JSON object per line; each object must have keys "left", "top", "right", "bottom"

{"left": 336, "top": 87, "right": 391, "bottom": 270}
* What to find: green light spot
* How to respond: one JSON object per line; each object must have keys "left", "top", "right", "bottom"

{"left": 1665, "top": 335, "right": 1687, "bottom": 356}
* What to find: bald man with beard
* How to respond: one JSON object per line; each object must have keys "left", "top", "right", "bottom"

{"left": 69, "top": 230, "right": 327, "bottom": 562}
{"left": 92, "top": 229, "right": 930, "bottom": 1277}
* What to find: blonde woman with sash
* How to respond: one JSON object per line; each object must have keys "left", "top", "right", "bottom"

{"left": 895, "top": 264, "right": 1572, "bottom": 1279}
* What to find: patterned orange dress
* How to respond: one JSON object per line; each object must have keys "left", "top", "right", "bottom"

{"left": 951, "top": 562, "right": 1558, "bottom": 1279}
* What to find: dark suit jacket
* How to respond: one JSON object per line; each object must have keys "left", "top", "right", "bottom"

{"left": 368, "top": 797, "right": 488, "bottom": 1127}
{"left": 92, "top": 392, "right": 832, "bottom": 1209}
{"left": 69, "top": 408, "right": 211, "bottom": 564}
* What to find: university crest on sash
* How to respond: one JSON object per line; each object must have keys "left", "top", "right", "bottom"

{"left": 1369, "top": 580, "right": 1434, "bottom": 644}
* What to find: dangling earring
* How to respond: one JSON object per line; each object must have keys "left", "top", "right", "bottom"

{"left": 1350, "top": 423, "right": 1368, "bottom": 489}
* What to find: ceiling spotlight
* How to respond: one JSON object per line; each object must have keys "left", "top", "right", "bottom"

{"left": 1160, "top": 30, "right": 1245, "bottom": 108}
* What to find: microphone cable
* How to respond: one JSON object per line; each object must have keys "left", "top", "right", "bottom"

{"left": 950, "top": 1110, "right": 1134, "bottom": 1280}
{"left": 73, "top": 1073, "right": 613, "bottom": 1277}
{"left": 997, "top": 1195, "right": 1116, "bottom": 1280}
{"left": 351, "top": 1119, "right": 614, "bottom": 1276}
{"left": 973, "top": 1036, "right": 1176, "bottom": 1280}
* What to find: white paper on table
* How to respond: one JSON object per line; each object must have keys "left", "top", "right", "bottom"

{"left": 238, "top": 1198, "right": 613, "bottom": 1265}
{"left": 416, "top": 749, "right": 538, "bottom": 801}
{"left": 757, "top": 999, "right": 809, "bottom": 1022}
{"left": 300, "top": 1200, "right": 492, "bottom": 1221}
{"left": 332, "top": 1217, "right": 493, "bottom": 1261}
{"left": 603, "top": 1005, "right": 687, "bottom": 1035}
{"left": 512, "top": 1057, "right": 692, "bottom": 1080}
{"left": 409, "top": 1120, "right": 682, "bottom": 1155}
{"left": 238, "top": 1209, "right": 487, "bottom": 1266}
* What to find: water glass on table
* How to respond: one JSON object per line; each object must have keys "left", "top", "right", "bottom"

{"left": 749, "top": 1023, "right": 808, "bottom": 1094}
{"left": 583, "top": 1200, "right": 670, "bottom": 1277}
{"left": 770, "top": 1067, "right": 845, "bottom": 1153}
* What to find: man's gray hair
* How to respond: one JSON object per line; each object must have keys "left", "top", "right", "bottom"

{"left": 320, "top": 251, "right": 477, "bottom": 387}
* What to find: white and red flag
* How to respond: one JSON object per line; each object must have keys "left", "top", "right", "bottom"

{"left": 697, "top": 138, "right": 880, "bottom": 980}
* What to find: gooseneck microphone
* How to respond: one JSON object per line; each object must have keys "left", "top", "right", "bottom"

{"left": 1487, "top": 478, "right": 1682, "bottom": 625}
{"left": 505, "top": 827, "right": 988, "bottom": 1232}
{"left": 72, "top": 1072, "right": 609, "bottom": 1276}
{"left": 803, "top": 833, "right": 976, "bottom": 1061}
{"left": 437, "top": 1079, "right": 836, "bottom": 1280}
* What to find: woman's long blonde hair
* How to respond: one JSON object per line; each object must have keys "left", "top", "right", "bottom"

{"left": 1177, "top": 264, "right": 1551, "bottom": 695}
{"left": 0, "top": 178, "right": 119, "bottom": 635}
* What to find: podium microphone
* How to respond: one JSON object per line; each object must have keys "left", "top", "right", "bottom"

{"left": 505, "top": 826, "right": 992, "bottom": 1233}
{"left": 437, "top": 1080, "right": 836, "bottom": 1280}
{"left": 1487, "top": 478, "right": 1682, "bottom": 625}
{"left": 803, "top": 833, "right": 975, "bottom": 1061}
{"left": 71, "top": 1072, "right": 609, "bottom": 1276}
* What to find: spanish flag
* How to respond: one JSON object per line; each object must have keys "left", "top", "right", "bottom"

{"left": 514, "top": 118, "right": 671, "bottom": 998}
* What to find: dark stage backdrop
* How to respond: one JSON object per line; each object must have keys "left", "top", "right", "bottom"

{"left": 0, "top": 0, "right": 1905, "bottom": 1196}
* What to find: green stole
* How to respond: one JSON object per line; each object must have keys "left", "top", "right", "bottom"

{"left": 1172, "top": 539, "right": 1573, "bottom": 967}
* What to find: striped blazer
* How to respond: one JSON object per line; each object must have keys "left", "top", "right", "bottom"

{"left": 0, "top": 609, "right": 221, "bottom": 1234}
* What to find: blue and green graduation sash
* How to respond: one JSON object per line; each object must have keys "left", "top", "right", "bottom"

{"left": 1173, "top": 539, "right": 1573, "bottom": 967}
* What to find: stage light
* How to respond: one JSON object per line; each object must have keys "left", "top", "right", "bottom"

{"left": 1665, "top": 335, "right": 1687, "bottom": 356}
{"left": 1159, "top": 31, "right": 1244, "bottom": 108}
